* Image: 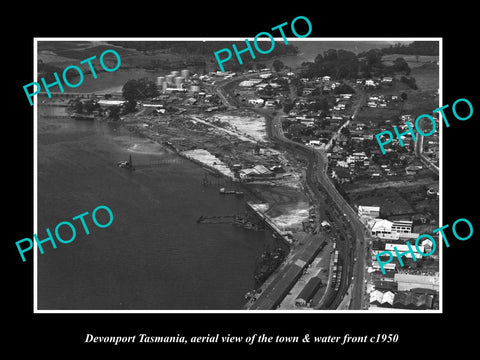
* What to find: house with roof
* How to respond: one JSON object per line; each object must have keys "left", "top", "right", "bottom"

{"left": 369, "top": 219, "right": 393, "bottom": 236}
{"left": 393, "top": 291, "right": 434, "bottom": 310}
{"left": 373, "top": 280, "right": 398, "bottom": 292}
{"left": 369, "top": 290, "right": 394, "bottom": 307}
{"left": 372, "top": 259, "right": 396, "bottom": 272}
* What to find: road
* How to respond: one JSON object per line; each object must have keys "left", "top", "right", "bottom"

{"left": 214, "top": 73, "right": 368, "bottom": 310}
{"left": 415, "top": 134, "right": 439, "bottom": 175}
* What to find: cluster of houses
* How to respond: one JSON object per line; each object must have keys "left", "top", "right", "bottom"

{"left": 236, "top": 72, "right": 290, "bottom": 108}
{"left": 370, "top": 287, "right": 438, "bottom": 309}
{"left": 366, "top": 94, "right": 400, "bottom": 108}
{"left": 356, "top": 205, "right": 440, "bottom": 310}
{"left": 281, "top": 89, "right": 355, "bottom": 144}
{"left": 356, "top": 77, "right": 393, "bottom": 89}
{"left": 301, "top": 75, "right": 344, "bottom": 95}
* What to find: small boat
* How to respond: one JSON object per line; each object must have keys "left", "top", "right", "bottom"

{"left": 117, "top": 154, "right": 135, "bottom": 170}
{"left": 220, "top": 188, "right": 244, "bottom": 197}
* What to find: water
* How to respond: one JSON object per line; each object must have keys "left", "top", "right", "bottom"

{"left": 36, "top": 111, "right": 278, "bottom": 310}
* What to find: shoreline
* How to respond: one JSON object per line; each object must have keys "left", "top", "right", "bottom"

{"left": 112, "top": 115, "right": 303, "bottom": 246}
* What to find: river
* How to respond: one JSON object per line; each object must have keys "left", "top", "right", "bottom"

{"left": 36, "top": 107, "right": 279, "bottom": 310}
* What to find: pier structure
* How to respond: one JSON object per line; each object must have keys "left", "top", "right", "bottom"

{"left": 246, "top": 202, "right": 293, "bottom": 246}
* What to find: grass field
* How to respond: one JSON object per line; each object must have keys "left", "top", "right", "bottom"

{"left": 382, "top": 54, "right": 439, "bottom": 69}
{"left": 410, "top": 63, "right": 440, "bottom": 92}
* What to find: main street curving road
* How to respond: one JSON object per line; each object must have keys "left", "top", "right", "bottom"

{"left": 214, "top": 73, "right": 369, "bottom": 310}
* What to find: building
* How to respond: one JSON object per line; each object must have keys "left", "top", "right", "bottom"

{"left": 372, "top": 260, "right": 396, "bottom": 272}
{"left": 295, "top": 277, "right": 322, "bottom": 307}
{"left": 308, "top": 140, "right": 322, "bottom": 147}
{"left": 393, "top": 291, "right": 434, "bottom": 310}
{"left": 369, "top": 218, "right": 414, "bottom": 237}
{"left": 358, "top": 205, "right": 380, "bottom": 219}
{"left": 239, "top": 164, "right": 273, "bottom": 180}
{"left": 385, "top": 243, "right": 424, "bottom": 259}
{"left": 391, "top": 220, "right": 413, "bottom": 234}
{"left": 369, "top": 290, "right": 394, "bottom": 307}
{"left": 248, "top": 98, "right": 264, "bottom": 106}
{"left": 370, "top": 219, "right": 393, "bottom": 236}
{"left": 373, "top": 280, "right": 398, "bottom": 292}
{"left": 394, "top": 273, "right": 440, "bottom": 292}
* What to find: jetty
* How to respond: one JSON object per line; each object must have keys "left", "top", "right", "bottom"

{"left": 246, "top": 202, "right": 293, "bottom": 246}
{"left": 196, "top": 213, "right": 265, "bottom": 231}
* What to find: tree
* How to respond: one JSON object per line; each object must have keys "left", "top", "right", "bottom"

{"left": 283, "top": 100, "right": 294, "bottom": 113}
{"left": 83, "top": 99, "right": 99, "bottom": 113}
{"left": 323, "top": 49, "right": 338, "bottom": 61}
{"left": 400, "top": 76, "right": 418, "bottom": 90}
{"left": 393, "top": 57, "right": 411, "bottom": 75}
{"left": 123, "top": 100, "right": 137, "bottom": 114}
{"left": 365, "top": 49, "right": 383, "bottom": 67}
{"left": 272, "top": 59, "right": 284, "bottom": 72}
{"left": 70, "top": 99, "right": 83, "bottom": 114}
{"left": 314, "top": 54, "right": 323, "bottom": 63}
{"left": 108, "top": 106, "right": 121, "bottom": 121}
{"left": 122, "top": 78, "right": 159, "bottom": 102}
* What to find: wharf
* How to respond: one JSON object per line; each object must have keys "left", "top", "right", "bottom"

{"left": 245, "top": 233, "right": 325, "bottom": 310}
{"left": 246, "top": 202, "right": 293, "bottom": 246}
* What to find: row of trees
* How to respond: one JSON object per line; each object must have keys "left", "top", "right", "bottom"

{"left": 359, "top": 49, "right": 412, "bottom": 77}
{"left": 379, "top": 41, "right": 439, "bottom": 56}
{"left": 68, "top": 77, "right": 160, "bottom": 121}
{"left": 298, "top": 48, "right": 414, "bottom": 80}
{"left": 300, "top": 49, "right": 360, "bottom": 79}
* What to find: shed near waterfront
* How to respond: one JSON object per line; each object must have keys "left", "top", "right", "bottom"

{"left": 295, "top": 277, "right": 322, "bottom": 307}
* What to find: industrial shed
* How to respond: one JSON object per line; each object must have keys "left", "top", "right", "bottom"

{"left": 295, "top": 277, "right": 322, "bottom": 307}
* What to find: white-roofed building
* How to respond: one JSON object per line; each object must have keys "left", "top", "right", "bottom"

{"left": 421, "top": 238, "right": 434, "bottom": 253}
{"left": 392, "top": 220, "right": 413, "bottom": 234}
{"left": 394, "top": 273, "right": 440, "bottom": 292}
{"left": 370, "top": 290, "right": 384, "bottom": 305}
{"left": 358, "top": 205, "right": 380, "bottom": 219}
{"left": 385, "top": 243, "right": 424, "bottom": 259}
{"left": 369, "top": 290, "right": 395, "bottom": 307}
{"left": 372, "top": 260, "right": 396, "bottom": 271}
{"left": 370, "top": 219, "right": 393, "bottom": 236}
{"left": 239, "top": 164, "right": 273, "bottom": 180}
{"left": 382, "top": 291, "right": 395, "bottom": 306}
